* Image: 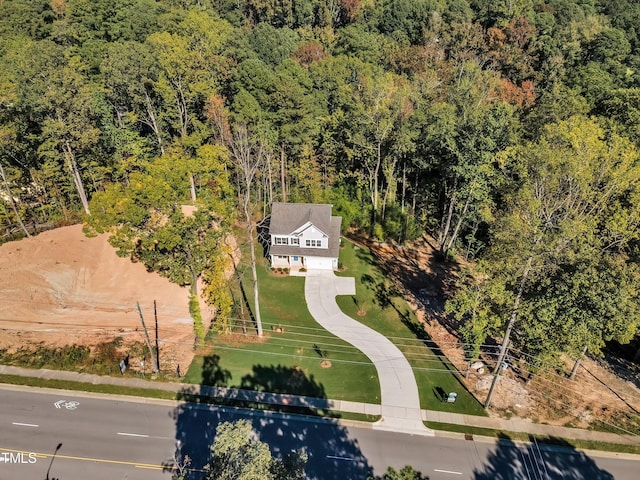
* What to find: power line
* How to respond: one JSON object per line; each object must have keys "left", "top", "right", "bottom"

{"left": 3, "top": 324, "right": 637, "bottom": 435}
{"left": 2, "top": 297, "right": 638, "bottom": 432}
{"left": 507, "top": 358, "right": 640, "bottom": 427}
{"left": 522, "top": 384, "right": 640, "bottom": 440}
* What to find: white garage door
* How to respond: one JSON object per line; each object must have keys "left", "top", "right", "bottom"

{"left": 305, "top": 256, "right": 334, "bottom": 270}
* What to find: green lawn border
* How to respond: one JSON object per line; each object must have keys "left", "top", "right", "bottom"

{"left": 336, "top": 238, "right": 486, "bottom": 415}
{"left": 0, "top": 373, "right": 175, "bottom": 400}
{"left": 0, "top": 373, "right": 379, "bottom": 423}
{"left": 426, "top": 421, "right": 640, "bottom": 455}
{"left": 187, "top": 237, "right": 485, "bottom": 414}
{"left": 2, "top": 373, "right": 636, "bottom": 455}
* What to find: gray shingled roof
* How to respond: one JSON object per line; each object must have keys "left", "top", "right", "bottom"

{"left": 269, "top": 203, "right": 332, "bottom": 236}
{"left": 269, "top": 203, "right": 342, "bottom": 258}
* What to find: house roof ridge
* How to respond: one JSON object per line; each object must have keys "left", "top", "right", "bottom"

{"left": 270, "top": 201, "right": 333, "bottom": 206}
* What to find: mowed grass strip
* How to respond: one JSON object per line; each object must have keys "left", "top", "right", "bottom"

{"left": 185, "top": 259, "right": 380, "bottom": 404}
{"left": 336, "top": 239, "right": 485, "bottom": 415}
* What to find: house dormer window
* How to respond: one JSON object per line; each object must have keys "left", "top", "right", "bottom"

{"left": 291, "top": 238, "right": 299, "bottom": 245}
{"left": 305, "top": 239, "right": 321, "bottom": 248}
{"left": 274, "top": 237, "right": 288, "bottom": 245}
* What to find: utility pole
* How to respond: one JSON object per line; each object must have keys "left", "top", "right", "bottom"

{"left": 570, "top": 345, "right": 588, "bottom": 380}
{"left": 485, "top": 344, "right": 509, "bottom": 409}
{"left": 154, "top": 300, "right": 160, "bottom": 372}
{"left": 136, "top": 302, "right": 158, "bottom": 373}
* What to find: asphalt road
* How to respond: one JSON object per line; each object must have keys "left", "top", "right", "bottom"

{"left": 0, "top": 385, "right": 637, "bottom": 480}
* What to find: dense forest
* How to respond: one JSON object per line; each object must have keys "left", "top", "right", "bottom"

{"left": 2, "top": 0, "right": 640, "bottom": 365}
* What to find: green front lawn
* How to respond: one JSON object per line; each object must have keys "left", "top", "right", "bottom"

{"left": 336, "top": 239, "right": 485, "bottom": 415}
{"left": 186, "top": 238, "right": 484, "bottom": 416}
{"left": 185, "top": 263, "right": 380, "bottom": 404}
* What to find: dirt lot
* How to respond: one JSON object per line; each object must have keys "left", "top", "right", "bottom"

{"left": 0, "top": 225, "right": 197, "bottom": 374}
{"left": 362, "top": 234, "right": 640, "bottom": 431}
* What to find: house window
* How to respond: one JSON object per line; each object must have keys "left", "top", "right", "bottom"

{"left": 305, "top": 239, "right": 321, "bottom": 248}
{"left": 274, "top": 237, "right": 288, "bottom": 245}
{"left": 291, "top": 238, "right": 299, "bottom": 245}
{"left": 293, "top": 256, "right": 299, "bottom": 261}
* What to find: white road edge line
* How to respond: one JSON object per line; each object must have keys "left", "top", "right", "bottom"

{"left": 117, "top": 432, "right": 149, "bottom": 438}
{"left": 434, "top": 469, "right": 462, "bottom": 475}
{"left": 12, "top": 422, "right": 39, "bottom": 427}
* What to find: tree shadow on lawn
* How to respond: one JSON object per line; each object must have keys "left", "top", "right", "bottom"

{"left": 356, "top": 236, "right": 465, "bottom": 337}
{"left": 354, "top": 238, "right": 482, "bottom": 412}
{"left": 474, "top": 434, "right": 614, "bottom": 479}
{"left": 397, "top": 306, "right": 484, "bottom": 412}
{"left": 354, "top": 246, "right": 376, "bottom": 267}
{"left": 165, "top": 355, "right": 373, "bottom": 480}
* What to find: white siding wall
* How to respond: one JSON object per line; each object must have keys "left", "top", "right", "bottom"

{"left": 271, "top": 255, "right": 289, "bottom": 267}
{"left": 300, "top": 227, "right": 327, "bottom": 249}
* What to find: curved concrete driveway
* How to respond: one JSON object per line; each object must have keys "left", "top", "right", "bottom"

{"left": 305, "top": 270, "right": 434, "bottom": 436}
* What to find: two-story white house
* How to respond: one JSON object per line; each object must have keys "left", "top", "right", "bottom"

{"left": 268, "top": 203, "right": 342, "bottom": 270}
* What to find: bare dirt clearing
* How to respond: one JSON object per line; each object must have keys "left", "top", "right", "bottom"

{"left": 0, "top": 225, "right": 195, "bottom": 373}
{"left": 362, "top": 234, "right": 640, "bottom": 431}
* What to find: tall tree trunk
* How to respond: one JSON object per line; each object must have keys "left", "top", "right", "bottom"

{"left": 412, "top": 172, "right": 418, "bottom": 212}
{"left": 280, "top": 144, "right": 287, "bottom": 203}
{"left": 266, "top": 152, "right": 274, "bottom": 205}
{"left": 0, "top": 163, "right": 31, "bottom": 237}
{"left": 485, "top": 256, "right": 533, "bottom": 408}
{"left": 373, "top": 141, "right": 381, "bottom": 221}
{"left": 381, "top": 156, "right": 398, "bottom": 221}
{"left": 444, "top": 191, "right": 472, "bottom": 253}
{"left": 570, "top": 345, "right": 588, "bottom": 380}
{"left": 439, "top": 193, "right": 455, "bottom": 248}
{"left": 144, "top": 91, "right": 165, "bottom": 155}
{"left": 245, "top": 204, "right": 263, "bottom": 337}
{"left": 64, "top": 141, "right": 90, "bottom": 215}
{"left": 189, "top": 174, "right": 197, "bottom": 202}
{"left": 401, "top": 160, "right": 407, "bottom": 214}
{"left": 439, "top": 176, "right": 460, "bottom": 250}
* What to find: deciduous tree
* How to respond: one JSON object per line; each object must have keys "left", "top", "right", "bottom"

{"left": 200, "top": 420, "right": 306, "bottom": 480}
{"left": 448, "top": 116, "right": 640, "bottom": 377}
{"left": 85, "top": 145, "right": 233, "bottom": 342}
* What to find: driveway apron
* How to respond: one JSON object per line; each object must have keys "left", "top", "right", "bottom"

{"left": 304, "top": 270, "right": 434, "bottom": 436}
